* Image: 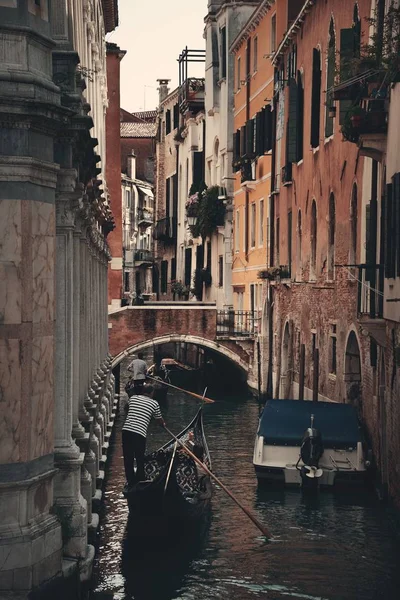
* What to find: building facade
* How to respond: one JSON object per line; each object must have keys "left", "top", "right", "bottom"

{"left": 0, "top": 0, "right": 118, "bottom": 594}
{"left": 204, "top": 0, "right": 261, "bottom": 309}
{"left": 230, "top": 0, "right": 275, "bottom": 337}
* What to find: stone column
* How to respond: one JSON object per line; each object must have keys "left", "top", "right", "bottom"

{"left": 54, "top": 179, "right": 87, "bottom": 559}
{"left": 0, "top": 3, "right": 63, "bottom": 592}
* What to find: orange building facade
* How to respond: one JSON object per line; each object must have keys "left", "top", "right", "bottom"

{"left": 231, "top": 0, "right": 276, "bottom": 323}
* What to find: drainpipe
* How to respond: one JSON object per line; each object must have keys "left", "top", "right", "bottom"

{"left": 244, "top": 39, "right": 251, "bottom": 261}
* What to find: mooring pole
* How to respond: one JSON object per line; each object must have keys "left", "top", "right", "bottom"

{"left": 312, "top": 348, "right": 319, "bottom": 402}
{"left": 299, "top": 344, "right": 305, "bottom": 401}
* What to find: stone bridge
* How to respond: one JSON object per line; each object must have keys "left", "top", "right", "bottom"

{"left": 108, "top": 303, "right": 258, "bottom": 388}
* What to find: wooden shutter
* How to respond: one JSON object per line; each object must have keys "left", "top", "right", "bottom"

{"left": 221, "top": 27, "right": 227, "bottom": 78}
{"left": 310, "top": 49, "right": 321, "bottom": 148}
{"left": 171, "top": 257, "right": 177, "bottom": 281}
{"left": 264, "top": 105, "right": 272, "bottom": 152}
{"left": 240, "top": 125, "right": 246, "bottom": 159}
{"left": 245, "top": 119, "right": 254, "bottom": 158}
{"left": 385, "top": 183, "right": 393, "bottom": 277}
{"left": 296, "top": 73, "right": 304, "bottom": 161}
{"left": 394, "top": 173, "right": 400, "bottom": 276}
{"left": 339, "top": 29, "right": 354, "bottom": 124}
{"left": 233, "top": 131, "right": 238, "bottom": 165}
{"left": 287, "top": 78, "right": 298, "bottom": 163}
{"left": 193, "top": 151, "right": 204, "bottom": 187}
{"left": 166, "top": 110, "right": 171, "bottom": 135}
{"left": 173, "top": 103, "right": 179, "bottom": 129}
{"left": 184, "top": 248, "right": 192, "bottom": 287}
{"left": 255, "top": 112, "right": 263, "bottom": 156}
{"left": 161, "top": 260, "right": 168, "bottom": 293}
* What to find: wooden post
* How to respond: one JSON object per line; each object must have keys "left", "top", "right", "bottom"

{"left": 299, "top": 344, "right": 305, "bottom": 400}
{"left": 312, "top": 348, "right": 319, "bottom": 402}
{"left": 257, "top": 337, "right": 262, "bottom": 403}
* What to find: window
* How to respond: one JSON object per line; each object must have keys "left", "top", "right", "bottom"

{"left": 310, "top": 200, "right": 317, "bottom": 279}
{"left": 327, "top": 193, "right": 336, "bottom": 279}
{"left": 259, "top": 199, "right": 264, "bottom": 246}
{"left": 310, "top": 48, "right": 321, "bottom": 148}
{"left": 296, "top": 210, "right": 302, "bottom": 279}
{"left": 125, "top": 189, "right": 131, "bottom": 209}
{"left": 184, "top": 248, "right": 192, "bottom": 288}
{"left": 349, "top": 183, "right": 358, "bottom": 269}
{"left": 235, "top": 209, "right": 240, "bottom": 251}
{"left": 271, "top": 14, "right": 276, "bottom": 53}
{"left": 253, "top": 36, "right": 258, "bottom": 73}
{"left": 220, "top": 27, "right": 227, "bottom": 79}
{"left": 250, "top": 203, "right": 256, "bottom": 248}
{"left": 329, "top": 324, "right": 337, "bottom": 375}
{"left": 218, "top": 255, "right": 223, "bottom": 287}
{"left": 287, "top": 70, "right": 303, "bottom": 163}
{"left": 173, "top": 103, "right": 179, "bottom": 130}
{"left": 161, "top": 260, "right": 168, "bottom": 294}
{"left": 124, "top": 272, "right": 129, "bottom": 292}
{"left": 166, "top": 109, "right": 171, "bottom": 135}
{"left": 325, "top": 18, "right": 336, "bottom": 138}
{"left": 237, "top": 56, "right": 241, "bottom": 90}
{"left": 296, "top": 72, "right": 304, "bottom": 161}
{"left": 171, "top": 257, "right": 177, "bottom": 282}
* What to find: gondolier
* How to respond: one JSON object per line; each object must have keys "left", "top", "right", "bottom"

{"left": 127, "top": 352, "right": 148, "bottom": 393}
{"left": 122, "top": 383, "right": 166, "bottom": 486}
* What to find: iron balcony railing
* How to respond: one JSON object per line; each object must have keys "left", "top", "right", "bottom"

{"left": 134, "top": 249, "right": 153, "bottom": 263}
{"left": 138, "top": 207, "right": 153, "bottom": 224}
{"left": 179, "top": 77, "right": 205, "bottom": 114}
{"left": 357, "top": 265, "right": 384, "bottom": 318}
{"left": 153, "top": 217, "right": 176, "bottom": 243}
{"left": 216, "top": 310, "right": 261, "bottom": 338}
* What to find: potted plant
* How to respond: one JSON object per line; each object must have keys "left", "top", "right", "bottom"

{"left": 349, "top": 105, "right": 366, "bottom": 129}
{"left": 171, "top": 280, "right": 185, "bottom": 300}
{"left": 190, "top": 185, "right": 226, "bottom": 240}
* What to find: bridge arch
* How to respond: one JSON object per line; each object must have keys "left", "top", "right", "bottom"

{"left": 111, "top": 334, "right": 249, "bottom": 373}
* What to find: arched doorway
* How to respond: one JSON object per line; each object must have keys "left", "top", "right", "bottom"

{"left": 280, "top": 321, "right": 293, "bottom": 398}
{"left": 344, "top": 331, "right": 361, "bottom": 409}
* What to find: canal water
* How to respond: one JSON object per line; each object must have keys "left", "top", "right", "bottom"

{"left": 91, "top": 371, "right": 400, "bottom": 600}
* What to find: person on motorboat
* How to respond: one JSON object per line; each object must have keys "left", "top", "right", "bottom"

{"left": 127, "top": 351, "right": 148, "bottom": 393}
{"left": 122, "top": 383, "right": 166, "bottom": 486}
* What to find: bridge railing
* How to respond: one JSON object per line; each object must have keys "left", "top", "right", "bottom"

{"left": 216, "top": 310, "right": 261, "bottom": 338}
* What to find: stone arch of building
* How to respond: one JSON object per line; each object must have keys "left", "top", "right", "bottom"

{"left": 111, "top": 334, "right": 249, "bottom": 374}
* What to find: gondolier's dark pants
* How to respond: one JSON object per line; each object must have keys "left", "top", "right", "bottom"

{"left": 122, "top": 430, "right": 146, "bottom": 484}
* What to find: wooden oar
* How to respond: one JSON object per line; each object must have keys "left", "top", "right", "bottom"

{"left": 163, "top": 426, "right": 271, "bottom": 540}
{"left": 164, "top": 441, "right": 178, "bottom": 495}
{"left": 147, "top": 375, "right": 215, "bottom": 404}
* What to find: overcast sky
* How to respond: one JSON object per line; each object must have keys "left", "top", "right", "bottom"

{"left": 107, "top": 0, "right": 207, "bottom": 113}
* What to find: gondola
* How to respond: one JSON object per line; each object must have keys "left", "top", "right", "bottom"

{"left": 123, "top": 407, "right": 212, "bottom": 535}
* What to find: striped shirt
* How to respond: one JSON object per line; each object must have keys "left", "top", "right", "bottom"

{"left": 122, "top": 395, "right": 162, "bottom": 438}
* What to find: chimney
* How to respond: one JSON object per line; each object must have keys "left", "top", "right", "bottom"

{"left": 127, "top": 152, "right": 136, "bottom": 180}
{"left": 157, "top": 78, "right": 170, "bottom": 104}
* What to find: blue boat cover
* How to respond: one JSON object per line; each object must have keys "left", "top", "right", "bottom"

{"left": 258, "top": 399, "right": 363, "bottom": 449}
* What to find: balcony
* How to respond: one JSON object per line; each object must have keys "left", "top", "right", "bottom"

{"left": 216, "top": 310, "right": 260, "bottom": 338}
{"left": 134, "top": 249, "right": 153, "bottom": 264}
{"left": 357, "top": 97, "right": 388, "bottom": 160}
{"left": 124, "top": 249, "right": 134, "bottom": 268}
{"left": 137, "top": 207, "right": 153, "bottom": 227}
{"left": 357, "top": 265, "right": 386, "bottom": 346}
{"left": 240, "top": 160, "right": 255, "bottom": 187}
{"left": 179, "top": 78, "right": 205, "bottom": 115}
{"left": 154, "top": 217, "right": 176, "bottom": 243}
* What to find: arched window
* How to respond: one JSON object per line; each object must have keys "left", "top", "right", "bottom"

{"left": 325, "top": 18, "right": 336, "bottom": 138}
{"left": 214, "top": 138, "right": 220, "bottom": 185}
{"left": 349, "top": 183, "right": 358, "bottom": 269}
{"left": 328, "top": 193, "right": 336, "bottom": 279}
{"left": 296, "top": 209, "right": 302, "bottom": 280}
{"left": 310, "top": 200, "right": 317, "bottom": 279}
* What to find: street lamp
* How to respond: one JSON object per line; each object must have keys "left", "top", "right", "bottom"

{"left": 187, "top": 214, "right": 198, "bottom": 227}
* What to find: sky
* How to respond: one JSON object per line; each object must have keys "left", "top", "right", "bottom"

{"left": 107, "top": 0, "right": 208, "bottom": 113}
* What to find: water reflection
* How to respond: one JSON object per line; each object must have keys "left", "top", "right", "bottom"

{"left": 91, "top": 366, "right": 400, "bottom": 600}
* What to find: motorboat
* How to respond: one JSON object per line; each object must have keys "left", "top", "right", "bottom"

{"left": 253, "top": 399, "right": 370, "bottom": 488}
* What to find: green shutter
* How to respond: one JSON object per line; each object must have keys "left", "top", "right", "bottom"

{"left": 240, "top": 125, "right": 246, "bottom": 159}
{"left": 287, "top": 78, "right": 298, "bottom": 163}
{"left": 339, "top": 29, "right": 354, "bottom": 124}
{"left": 245, "top": 119, "right": 254, "bottom": 158}
{"left": 395, "top": 173, "right": 400, "bottom": 276}
{"left": 264, "top": 104, "right": 272, "bottom": 152}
